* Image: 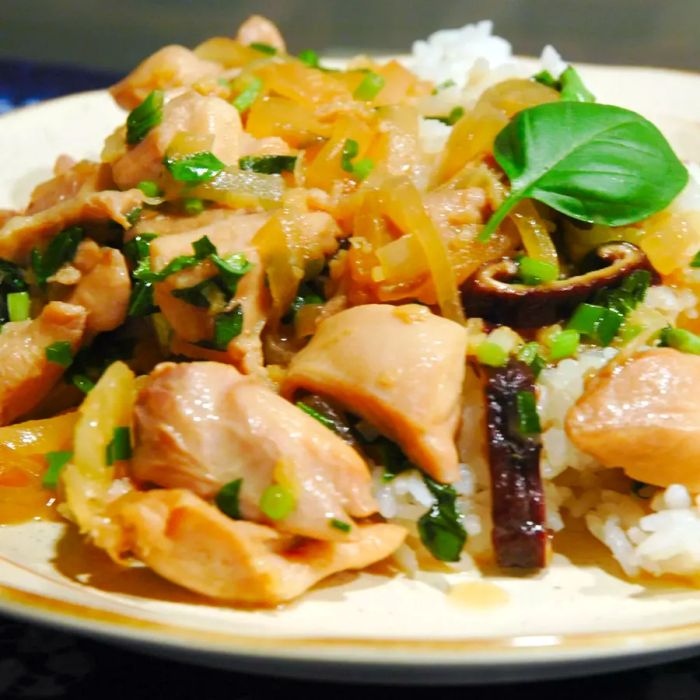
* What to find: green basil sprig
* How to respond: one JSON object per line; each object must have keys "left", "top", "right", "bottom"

{"left": 479, "top": 102, "right": 688, "bottom": 242}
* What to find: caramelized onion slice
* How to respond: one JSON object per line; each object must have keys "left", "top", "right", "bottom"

{"left": 462, "top": 242, "right": 655, "bottom": 327}
{"left": 485, "top": 360, "right": 548, "bottom": 569}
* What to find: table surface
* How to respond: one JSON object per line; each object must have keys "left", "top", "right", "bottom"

{"left": 1, "top": 59, "right": 700, "bottom": 699}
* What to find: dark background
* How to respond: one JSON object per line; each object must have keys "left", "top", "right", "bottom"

{"left": 0, "top": 0, "right": 698, "bottom": 73}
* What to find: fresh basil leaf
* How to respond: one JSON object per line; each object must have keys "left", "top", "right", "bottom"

{"left": 559, "top": 66, "right": 595, "bottom": 103}
{"left": 418, "top": 475, "right": 467, "bottom": 562}
{"left": 31, "top": 226, "right": 84, "bottom": 287}
{"left": 126, "top": 90, "right": 164, "bottom": 145}
{"left": 164, "top": 151, "right": 225, "bottom": 183}
{"left": 479, "top": 102, "right": 689, "bottom": 241}
{"left": 239, "top": 155, "right": 297, "bottom": 174}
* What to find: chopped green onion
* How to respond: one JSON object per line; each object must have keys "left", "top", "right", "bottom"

{"left": 42, "top": 451, "right": 72, "bottom": 489}
{"left": 567, "top": 303, "right": 624, "bottom": 346}
{"left": 136, "top": 180, "right": 162, "bottom": 197}
{"left": 329, "top": 518, "right": 352, "bottom": 533}
{"left": 426, "top": 106, "right": 465, "bottom": 126}
{"left": 7, "top": 291, "right": 30, "bottom": 322}
{"left": 31, "top": 226, "right": 84, "bottom": 288}
{"left": 518, "top": 256, "right": 558, "bottom": 285}
{"left": 232, "top": 77, "right": 264, "bottom": 112}
{"left": 238, "top": 155, "right": 297, "bottom": 174}
{"left": 250, "top": 42, "right": 277, "bottom": 55}
{"left": 548, "top": 329, "right": 580, "bottom": 360}
{"left": 192, "top": 235, "right": 216, "bottom": 259}
{"left": 125, "top": 207, "right": 142, "bottom": 226}
{"left": 432, "top": 79, "right": 456, "bottom": 94}
{"left": 0, "top": 260, "right": 28, "bottom": 325}
{"left": 418, "top": 475, "right": 466, "bottom": 562}
{"left": 595, "top": 270, "right": 651, "bottom": 317}
{"left": 164, "top": 151, "right": 225, "bottom": 184}
{"left": 216, "top": 479, "right": 243, "bottom": 519}
{"left": 350, "top": 157, "right": 374, "bottom": 181}
{"left": 213, "top": 306, "right": 244, "bottom": 350}
{"left": 691, "top": 251, "right": 700, "bottom": 268}
{"left": 45, "top": 341, "right": 72, "bottom": 367}
{"left": 515, "top": 390, "right": 541, "bottom": 435}
{"left": 341, "top": 139, "right": 360, "bottom": 172}
{"left": 296, "top": 401, "right": 336, "bottom": 431}
{"left": 298, "top": 49, "right": 320, "bottom": 68}
{"left": 182, "top": 197, "right": 205, "bottom": 215}
{"left": 283, "top": 283, "right": 325, "bottom": 322}
{"left": 260, "top": 484, "right": 295, "bottom": 520}
{"left": 126, "top": 90, "right": 164, "bottom": 145}
{"left": 105, "top": 426, "right": 132, "bottom": 465}
{"left": 353, "top": 71, "right": 385, "bottom": 101}
{"left": 123, "top": 233, "right": 157, "bottom": 265}
{"left": 516, "top": 341, "right": 546, "bottom": 377}
{"left": 71, "top": 373, "right": 95, "bottom": 394}
{"left": 660, "top": 327, "right": 700, "bottom": 355}
{"left": 477, "top": 341, "right": 508, "bottom": 367}
{"left": 619, "top": 322, "right": 643, "bottom": 345}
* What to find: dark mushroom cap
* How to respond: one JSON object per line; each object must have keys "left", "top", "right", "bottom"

{"left": 461, "top": 242, "right": 657, "bottom": 328}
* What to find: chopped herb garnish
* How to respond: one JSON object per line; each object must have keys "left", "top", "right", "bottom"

{"left": 260, "top": 484, "right": 295, "bottom": 520}
{"left": 183, "top": 197, "right": 205, "bottom": 216}
{"left": 353, "top": 71, "right": 385, "bottom": 101}
{"left": 594, "top": 270, "right": 651, "bottom": 316}
{"left": 192, "top": 235, "right": 217, "bottom": 259}
{"left": 7, "top": 291, "right": 30, "bottom": 322}
{"left": 31, "top": 226, "right": 84, "bottom": 288}
{"left": 426, "top": 106, "right": 465, "bottom": 126}
{"left": 515, "top": 390, "right": 541, "bottom": 435}
{"left": 215, "top": 479, "right": 243, "bottom": 519}
{"left": 534, "top": 66, "right": 595, "bottom": 103}
{"left": 548, "top": 328, "right": 580, "bottom": 360}
{"left": 365, "top": 436, "right": 414, "bottom": 482}
{"left": 297, "top": 401, "right": 337, "bottom": 430}
{"left": 432, "top": 79, "right": 456, "bottom": 94}
{"left": 567, "top": 303, "right": 623, "bottom": 346}
{"left": 533, "top": 70, "right": 558, "bottom": 89}
{"left": 660, "top": 327, "right": 700, "bottom": 355}
{"left": 126, "top": 90, "right": 164, "bottom": 145}
{"left": 418, "top": 475, "right": 467, "bottom": 562}
{"left": 283, "top": 282, "right": 324, "bottom": 323}
{"left": 164, "top": 151, "right": 225, "bottom": 184}
{"left": 250, "top": 42, "right": 277, "bottom": 55}
{"left": 239, "top": 154, "right": 297, "bottom": 174}
{"left": 298, "top": 49, "right": 320, "bottom": 68}
{"left": 45, "top": 341, "right": 72, "bottom": 367}
{"left": 124, "top": 234, "right": 159, "bottom": 318}
{"left": 42, "top": 451, "right": 72, "bottom": 489}
{"left": 329, "top": 518, "right": 352, "bottom": 533}
{"left": 0, "top": 260, "right": 28, "bottom": 325}
{"left": 232, "top": 77, "right": 264, "bottom": 112}
{"left": 516, "top": 342, "right": 547, "bottom": 377}
{"left": 136, "top": 180, "right": 162, "bottom": 197}
{"left": 340, "top": 139, "right": 374, "bottom": 181}
{"left": 71, "top": 373, "right": 95, "bottom": 394}
{"left": 350, "top": 157, "right": 374, "bottom": 181}
{"left": 213, "top": 306, "right": 244, "bottom": 350}
{"left": 477, "top": 341, "right": 508, "bottom": 367}
{"left": 124, "top": 233, "right": 158, "bottom": 264}
{"left": 691, "top": 251, "right": 700, "bottom": 268}
{"left": 105, "top": 426, "right": 132, "bottom": 465}
{"left": 125, "top": 207, "right": 142, "bottom": 226}
{"left": 517, "top": 256, "right": 558, "bottom": 285}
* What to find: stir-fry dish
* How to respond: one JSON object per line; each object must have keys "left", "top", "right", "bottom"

{"left": 2, "top": 15, "right": 700, "bottom": 605}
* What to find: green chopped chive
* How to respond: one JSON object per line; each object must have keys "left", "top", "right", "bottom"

{"left": 214, "top": 306, "right": 244, "bottom": 349}
{"left": 42, "top": 451, "right": 72, "bottom": 489}
{"left": 31, "top": 226, "right": 84, "bottom": 288}
{"left": 418, "top": 475, "right": 466, "bottom": 562}
{"left": 298, "top": 49, "right": 320, "bottom": 68}
{"left": 691, "top": 251, "right": 700, "bottom": 268}
{"left": 45, "top": 341, "right": 72, "bottom": 367}
{"left": 105, "top": 426, "right": 132, "bottom": 466}
{"left": 548, "top": 329, "right": 580, "bottom": 360}
{"left": 518, "top": 256, "right": 558, "bottom": 285}
{"left": 260, "top": 484, "right": 295, "bottom": 520}
{"left": 296, "top": 401, "right": 337, "bottom": 431}
{"left": 182, "top": 197, "right": 205, "bottom": 216}
{"left": 619, "top": 322, "right": 643, "bottom": 344}
{"left": 567, "top": 303, "right": 624, "bottom": 346}
{"left": 426, "top": 106, "right": 465, "bottom": 126}
{"left": 71, "top": 373, "right": 95, "bottom": 394}
{"left": 123, "top": 233, "right": 158, "bottom": 265}
{"left": 164, "top": 151, "right": 225, "bottom": 183}
{"left": 595, "top": 270, "right": 651, "bottom": 317}
{"left": 341, "top": 138, "right": 360, "bottom": 172}
{"left": 351, "top": 157, "right": 374, "bottom": 180}
{"left": 329, "top": 518, "right": 352, "bottom": 533}
{"left": 232, "top": 77, "right": 263, "bottom": 112}
{"left": 126, "top": 90, "right": 164, "bottom": 145}
{"left": 125, "top": 207, "right": 142, "bottom": 226}
{"left": 660, "top": 327, "right": 700, "bottom": 355}
{"left": 515, "top": 390, "right": 541, "bottom": 435}
{"left": 476, "top": 341, "right": 508, "bottom": 367}
{"left": 7, "top": 291, "right": 30, "bottom": 322}
{"left": 136, "top": 180, "right": 162, "bottom": 197}
{"left": 238, "top": 154, "right": 297, "bottom": 174}
{"left": 516, "top": 342, "right": 546, "bottom": 377}
{"left": 216, "top": 479, "right": 243, "bottom": 519}
{"left": 250, "top": 42, "right": 277, "bottom": 55}
{"left": 283, "top": 283, "right": 325, "bottom": 323}
{"left": 353, "top": 71, "right": 385, "bottom": 101}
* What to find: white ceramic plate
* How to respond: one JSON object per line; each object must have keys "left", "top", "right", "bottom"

{"left": 1, "top": 63, "right": 700, "bottom": 685}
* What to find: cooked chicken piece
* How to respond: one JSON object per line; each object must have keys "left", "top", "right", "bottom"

{"left": 282, "top": 304, "right": 468, "bottom": 483}
{"left": 65, "top": 241, "right": 130, "bottom": 334}
{"left": 131, "top": 361, "right": 377, "bottom": 541}
{"left": 112, "top": 91, "right": 242, "bottom": 191}
{"left": 0, "top": 189, "right": 144, "bottom": 264}
{"left": 567, "top": 348, "right": 700, "bottom": 490}
{"left": 26, "top": 161, "right": 114, "bottom": 215}
{"left": 110, "top": 46, "right": 221, "bottom": 111}
{"left": 0, "top": 302, "right": 86, "bottom": 425}
{"left": 110, "top": 489, "right": 405, "bottom": 604}
{"left": 236, "top": 15, "right": 286, "bottom": 53}
{"left": 148, "top": 211, "right": 269, "bottom": 372}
